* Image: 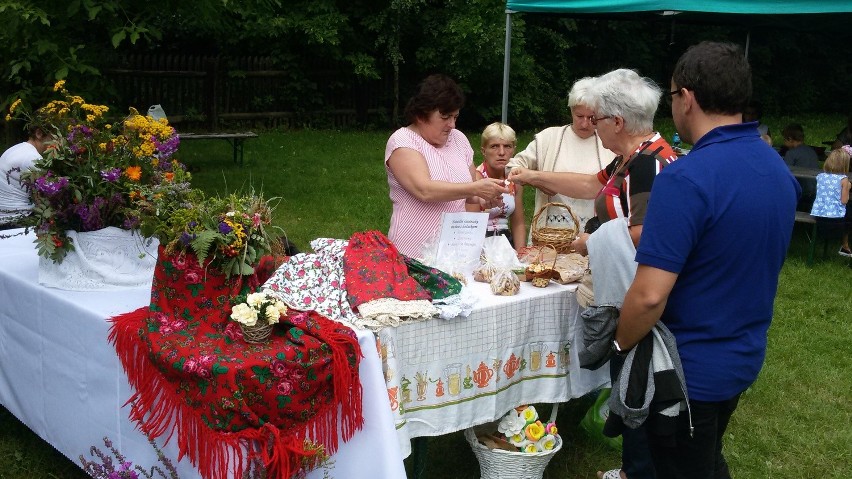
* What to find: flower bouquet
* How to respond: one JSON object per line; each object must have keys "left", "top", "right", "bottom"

{"left": 229, "top": 290, "right": 288, "bottom": 343}
{"left": 5, "top": 81, "right": 189, "bottom": 290}
{"left": 139, "top": 188, "right": 283, "bottom": 278}
{"left": 464, "top": 404, "right": 562, "bottom": 479}
{"left": 7, "top": 81, "right": 187, "bottom": 264}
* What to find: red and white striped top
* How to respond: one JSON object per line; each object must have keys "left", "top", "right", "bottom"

{"left": 385, "top": 127, "right": 474, "bottom": 257}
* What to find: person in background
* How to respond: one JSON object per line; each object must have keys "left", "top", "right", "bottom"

{"left": 614, "top": 41, "right": 800, "bottom": 479}
{"left": 511, "top": 68, "right": 677, "bottom": 479}
{"left": 742, "top": 102, "right": 772, "bottom": 145}
{"left": 467, "top": 122, "right": 526, "bottom": 250}
{"left": 782, "top": 123, "right": 819, "bottom": 169}
{"left": 384, "top": 74, "right": 507, "bottom": 257}
{"left": 830, "top": 114, "right": 852, "bottom": 151}
{"left": 507, "top": 76, "right": 617, "bottom": 236}
{"left": 810, "top": 146, "right": 851, "bottom": 256}
{"left": 0, "top": 125, "right": 53, "bottom": 228}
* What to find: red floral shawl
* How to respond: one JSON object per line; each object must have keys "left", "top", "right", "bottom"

{"left": 110, "top": 247, "right": 363, "bottom": 479}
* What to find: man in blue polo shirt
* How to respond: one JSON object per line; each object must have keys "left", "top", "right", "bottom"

{"left": 611, "top": 41, "right": 801, "bottom": 478}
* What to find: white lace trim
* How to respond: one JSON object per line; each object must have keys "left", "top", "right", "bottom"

{"left": 352, "top": 298, "right": 438, "bottom": 331}
{"left": 432, "top": 286, "right": 479, "bottom": 320}
{"left": 38, "top": 227, "right": 158, "bottom": 291}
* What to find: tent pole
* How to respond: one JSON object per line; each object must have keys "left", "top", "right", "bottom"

{"left": 502, "top": 10, "right": 514, "bottom": 124}
{"left": 745, "top": 30, "right": 750, "bottom": 59}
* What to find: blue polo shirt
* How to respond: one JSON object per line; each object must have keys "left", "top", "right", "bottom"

{"left": 635, "top": 123, "right": 801, "bottom": 401}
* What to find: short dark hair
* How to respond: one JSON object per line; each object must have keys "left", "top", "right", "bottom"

{"left": 672, "top": 41, "right": 751, "bottom": 115}
{"left": 403, "top": 74, "right": 465, "bottom": 124}
{"left": 782, "top": 123, "right": 805, "bottom": 142}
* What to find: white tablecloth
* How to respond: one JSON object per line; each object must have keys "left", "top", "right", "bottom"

{"left": 380, "top": 279, "right": 610, "bottom": 457}
{"left": 0, "top": 230, "right": 405, "bottom": 479}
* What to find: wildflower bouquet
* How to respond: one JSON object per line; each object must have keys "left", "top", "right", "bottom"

{"left": 496, "top": 405, "right": 559, "bottom": 453}
{"left": 6, "top": 81, "right": 188, "bottom": 263}
{"left": 140, "top": 188, "right": 283, "bottom": 277}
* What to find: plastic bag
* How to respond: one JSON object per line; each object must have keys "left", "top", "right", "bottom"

{"left": 579, "top": 388, "right": 622, "bottom": 451}
{"left": 474, "top": 236, "right": 523, "bottom": 295}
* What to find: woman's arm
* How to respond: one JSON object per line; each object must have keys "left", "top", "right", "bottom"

{"left": 466, "top": 168, "right": 485, "bottom": 212}
{"left": 508, "top": 168, "right": 601, "bottom": 199}
{"left": 388, "top": 147, "right": 506, "bottom": 202}
{"left": 841, "top": 177, "right": 850, "bottom": 205}
{"left": 510, "top": 184, "right": 526, "bottom": 250}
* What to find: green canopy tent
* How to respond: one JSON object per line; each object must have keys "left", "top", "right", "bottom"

{"left": 501, "top": 0, "right": 852, "bottom": 122}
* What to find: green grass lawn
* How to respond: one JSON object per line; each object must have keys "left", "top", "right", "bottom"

{"left": 1, "top": 119, "right": 850, "bottom": 478}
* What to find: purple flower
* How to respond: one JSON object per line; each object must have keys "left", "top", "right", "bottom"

{"left": 122, "top": 216, "right": 140, "bottom": 229}
{"left": 100, "top": 168, "right": 122, "bottom": 182}
{"left": 152, "top": 134, "right": 180, "bottom": 161}
{"left": 218, "top": 221, "right": 232, "bottom": 234}
{"left": 34, "top": 174, "right": 69, "bottom": 196}
{"left": 179, "top": 231, "right": 194, "bottom": 246}
{"left": 74, "top": 197, "right": 106, "bottom": 231}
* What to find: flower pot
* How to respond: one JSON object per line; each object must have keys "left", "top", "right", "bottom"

{"left": 239, "top": 322, "right": 272, "bottom": 344}
{"left": 38, "top": 227, "right": 159, "bottom": 291}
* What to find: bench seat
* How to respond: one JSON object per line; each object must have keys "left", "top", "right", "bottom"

{"left": 178, "top": 132, "right": 258, "bottom": 166}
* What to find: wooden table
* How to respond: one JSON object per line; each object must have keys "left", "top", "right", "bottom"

{"left": 178, "top": 132, "right": 258, "bottom": 166}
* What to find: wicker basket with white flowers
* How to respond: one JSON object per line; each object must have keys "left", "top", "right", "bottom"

{"left": 465, "top": 404, "right": 561, "bottom": 479}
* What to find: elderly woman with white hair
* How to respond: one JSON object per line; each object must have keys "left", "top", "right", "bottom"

{"left": 509, "top": 68, "right": 677, "bottom": 256}
{"left": 507, "top": 76, "right": 618, "bottom": 235}
{"left": 510, "top": 68, "right": 678, "bottom": 479}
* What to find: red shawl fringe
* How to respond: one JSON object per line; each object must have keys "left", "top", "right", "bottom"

{"left": 109, "top": 308, "right": 363, "bottom": 479}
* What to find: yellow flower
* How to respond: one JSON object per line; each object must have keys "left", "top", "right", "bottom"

{"left": 9, "top": 99, "right": 22, "bottom": 114}
{"left": 522, "top": 443, "right": 540, "bottom": 453}
{"left": 524, "top": 421, "right": 545, "bottom": 442}
{"left": 521, "top": 405, "right": 538, "bottom": 424}
{"left": 53, "top": 80, "right": 66, "bottom": 92}
{"left": 538, "top": 434, "right": 558, "bottom": 451}
{"left": 125, "top": 166, "right": 142, "bottom": 181}
{"left": 4, "top": 114, "right": 10, "bottom": 121}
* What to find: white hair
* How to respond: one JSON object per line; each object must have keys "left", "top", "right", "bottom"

{"left": 568, "top": 76, "right": 597, "bottom": 109}
{"left": 590, "top": 68, "right": 661, "bottom": 135}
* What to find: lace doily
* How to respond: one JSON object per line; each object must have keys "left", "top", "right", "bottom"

{"left": 38, "top": 227, "right": 159, "bottom": 291}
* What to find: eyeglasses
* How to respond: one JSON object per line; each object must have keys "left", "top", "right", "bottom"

{"left": 590, "top": 116, "right": 612, "bottom": 126}
{"left": 666, "top": 88, "right": 682, "bottom": 107}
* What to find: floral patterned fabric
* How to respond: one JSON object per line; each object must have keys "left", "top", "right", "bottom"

{"left": 403, "top": 256, "right": 463, "bottom": 300}
{"left": 110, "top": 247, "right": 363, "bottom": 479}
{"left": 343, "top": 231, "right": 431, "bottom": 309}
{"left": 262, "top": 238, "right": 359, "bottom": 324}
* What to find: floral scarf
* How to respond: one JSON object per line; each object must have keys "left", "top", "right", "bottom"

{"left": 110, "top": 247, "right": 363, "bottom": 479}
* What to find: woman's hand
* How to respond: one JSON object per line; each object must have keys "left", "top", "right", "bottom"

{"left": 571, "top": 232, "right": 591, "bottom": 256}
{"left": 508, "top": 167, "right": 535, "bottom": 186}
{"left": 474, "top": 178, "right": 509, "bottom": 202}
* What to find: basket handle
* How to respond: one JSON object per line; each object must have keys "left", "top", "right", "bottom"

{"left": 532, "top": 202, "right": 581, "bottom": 232}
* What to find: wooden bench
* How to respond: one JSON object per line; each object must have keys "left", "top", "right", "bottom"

{"left": 178, "top": 132, "right": 258, "bottom": 166}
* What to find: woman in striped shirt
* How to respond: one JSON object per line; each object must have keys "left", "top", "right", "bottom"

{"left": 385, "top": 74, "right": 507, "bottom": 257}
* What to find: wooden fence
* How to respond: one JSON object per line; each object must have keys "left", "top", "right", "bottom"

{"left": 105, "top": 54, "right": 392, "bottom": 130}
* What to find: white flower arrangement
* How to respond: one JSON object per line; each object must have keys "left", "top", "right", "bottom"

{"left": 497, "top": 405, "right": 559, "bottom": 453}
{"left": 229, "top": 290, "right": 287, "bottom": 327}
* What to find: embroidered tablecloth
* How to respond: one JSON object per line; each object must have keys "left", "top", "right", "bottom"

{"left": 378, "top": 280, "right": 610, "bottom": 457}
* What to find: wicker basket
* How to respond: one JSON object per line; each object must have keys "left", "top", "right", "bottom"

{"left": 240, "top": 322, "right": 272, "bottom": 344}
{"left": 465, "top": 406, "right": 562, "bottom": 479}
{"left": 530, "top": 202, "right": 580, "bottom": 253}
{"left": 524, "top": 244, "right": 557, "bottom": 287}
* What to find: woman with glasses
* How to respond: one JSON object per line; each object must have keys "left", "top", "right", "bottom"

{"left": 510, "top": 68, "right": 678, "bottom": 479}
{"left": 507, "top": 76, "right": 617, "bottom": 235}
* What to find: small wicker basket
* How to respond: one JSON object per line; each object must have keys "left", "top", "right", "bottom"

{"left": 530, "top": 202, "right": 580, "bottom": 253}
{"left": 240, "top": 322, "right": 272, "bottom": 344}
{"left": 465, "top": 405, "right": 562, "bottom": 479}
{"left": 524, "top": 244, "right": 557, "bottom": 287}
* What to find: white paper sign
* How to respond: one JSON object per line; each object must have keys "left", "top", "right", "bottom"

{"left": 434, "top": 212, "right": 488, "bottom": 273}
